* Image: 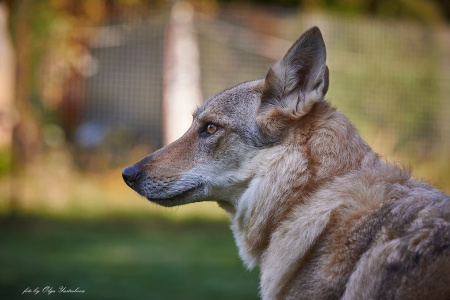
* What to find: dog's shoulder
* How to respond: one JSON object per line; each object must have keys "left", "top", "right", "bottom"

{"left": 338, "top": 167, "right": 450, "bottom": 299}
{"left": 265, "top": 162, "right": 450, "bottom": 299}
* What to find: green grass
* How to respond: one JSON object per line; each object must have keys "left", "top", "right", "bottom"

{"left": 0, "top": 216, "right": 259, "bottom": 300}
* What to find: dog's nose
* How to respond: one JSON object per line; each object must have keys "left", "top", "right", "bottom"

{"left": 122, "top": 165, "right": 139, "bottom": 188}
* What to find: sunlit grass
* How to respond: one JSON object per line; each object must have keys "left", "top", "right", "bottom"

{"left": 0, "top": 216, "right": 259, "bottom": 300}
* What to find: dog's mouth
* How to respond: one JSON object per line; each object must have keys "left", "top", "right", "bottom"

{"left": 123, "top": 164, "right": 207, "bottom": 207}
{"left": 144, "top": 182, "right": 206, "bottom": 207}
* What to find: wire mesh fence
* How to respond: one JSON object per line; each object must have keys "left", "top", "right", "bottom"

{"left": 196, "top": 7, "right": 450, "bottom": 161}
{"left": 2, "top": 2, "right": 449, "bottom": 189}
{"left": 54, "top": 4, "right": 449, "bottom": 189}
{"left": 79, "top": 16, "right": 167, "bottom": 163}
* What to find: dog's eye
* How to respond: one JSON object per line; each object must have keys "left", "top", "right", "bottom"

{"left": 206, "top": 124, "right": 218, "bottom": 134}
{"left": 200, "top": 123, "right": 220, "bottom": 137}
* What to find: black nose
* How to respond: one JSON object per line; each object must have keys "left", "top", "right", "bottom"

{"left": 122, "top": 165, "right": 139, "bottom": 188}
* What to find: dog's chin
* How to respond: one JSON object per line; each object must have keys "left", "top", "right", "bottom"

{"left": 144, "top": 184, "right": 206, "bottom": 207}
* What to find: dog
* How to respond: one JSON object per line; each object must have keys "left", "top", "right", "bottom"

{"left": 123, "top": 27, "right": 450, "bottom": 299}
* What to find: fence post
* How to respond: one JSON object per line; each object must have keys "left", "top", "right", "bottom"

{"left": 162, "top": 1, "right": 203, "bottom": 145}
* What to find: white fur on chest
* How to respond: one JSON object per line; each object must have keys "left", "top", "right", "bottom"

{"left": 228, "top": 145, "right": 310, "bottom": 269}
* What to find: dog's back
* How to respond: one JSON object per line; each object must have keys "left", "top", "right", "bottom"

{"left": 274, "top": 162, "right": 450, "bottom": 299}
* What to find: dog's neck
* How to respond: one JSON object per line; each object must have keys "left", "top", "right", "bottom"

{"left": 223, "top": 101, "right": 378, "bottom": 269}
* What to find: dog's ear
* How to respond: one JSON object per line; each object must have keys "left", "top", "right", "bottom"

{"left": 259, "top": 27, "right": 329, "bottom": 118}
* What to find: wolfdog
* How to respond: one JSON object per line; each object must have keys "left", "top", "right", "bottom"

{"left": 123, "top": 27, "right": 450, "bottom": 299}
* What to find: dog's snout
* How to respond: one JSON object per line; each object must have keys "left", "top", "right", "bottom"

{"left": 122, "top": 165, "right": 139, "bottom": 188}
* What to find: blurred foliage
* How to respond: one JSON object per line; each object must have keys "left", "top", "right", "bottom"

{"left": 2, "top": 0, "right": 447, "bottom": 116}
{"left": 206, "top": 0, "right": 450, "bottom": 24}
{"left": 0, "top": 1, "right": 164, "bottom": 178}
{"left": 303, "top": 0, "right": 448, "bottom": 24}
{"left": 2, "top": 0, "right": 448, "bottom": 168}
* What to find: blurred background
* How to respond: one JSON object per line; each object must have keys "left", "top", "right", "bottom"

{"left": 0, "top": 0, "right": 449, "bottom": 299}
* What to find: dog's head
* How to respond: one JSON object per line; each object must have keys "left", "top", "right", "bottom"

{"left": 122, "top": 27, "right": 329, "bottom": 208}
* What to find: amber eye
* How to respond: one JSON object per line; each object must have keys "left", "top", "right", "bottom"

{"left": 206, "top": 124, "right": 218, "bottom": 134}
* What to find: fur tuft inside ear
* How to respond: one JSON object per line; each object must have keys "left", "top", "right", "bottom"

{"left": 259, "top": 26, "right": 329, "bottom": 118}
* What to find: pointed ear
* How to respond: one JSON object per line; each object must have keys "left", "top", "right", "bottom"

{"left": 260, "top": 26, "right": 329, "bottom": 117}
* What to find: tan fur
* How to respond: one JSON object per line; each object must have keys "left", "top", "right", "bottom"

{"left": 123, "top": 27, "right": 450, "bottom": 299}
